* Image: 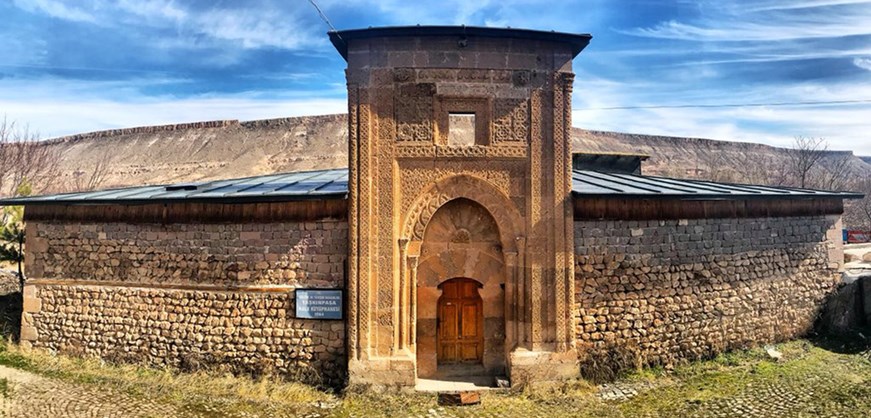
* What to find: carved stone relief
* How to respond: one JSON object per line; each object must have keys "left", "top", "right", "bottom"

{"left": 395, "top": 83, "right": 435, "bottom": 142}
{"left": 346, "top": 33, "right": 579, "bottom": 386}
{"left": 493, "top": 99, "right": 529, "bottom": 143}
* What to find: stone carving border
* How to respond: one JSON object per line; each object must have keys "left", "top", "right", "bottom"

{"left": 402, "top": 174, "right": 524, "bottom": 253}
{"left": 394, "top": 145, "right": 527, "bottom": 159}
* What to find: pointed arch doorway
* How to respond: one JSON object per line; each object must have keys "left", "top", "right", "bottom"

{"left": 414, "top": 198, "right": 508, "bottom": 378}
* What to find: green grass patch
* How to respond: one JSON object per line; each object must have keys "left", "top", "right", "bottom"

{"left": 0, "top": 338, "right": 869, "bottom": 417}
{"left": 616, "top": 340, "right": 871, "bottom": 417}
{"left": 0, "top": 341, "right": 32, "bottom": 371}
{"left": 0, "top": 377, "right": 8, "bottom": 398}
{"left": 0, "top": 339, "right": 335, "bottom": 417}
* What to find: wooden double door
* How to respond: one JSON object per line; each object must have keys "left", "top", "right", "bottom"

{"left": 437, "top": 278, "right": 484, "bottom": 364}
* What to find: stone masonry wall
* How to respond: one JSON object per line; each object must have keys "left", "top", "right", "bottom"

{"left": 22, "top": 218, "right": 348, "bottom": 386}
{"left": 574, "top": 215, "right": 843, "bottom": 375}
{"left": 27, "top": 221, "right": 347, "bottom": 287}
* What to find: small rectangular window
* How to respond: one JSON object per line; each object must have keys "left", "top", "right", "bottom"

{"left": 448, "top": 113, "right": 476, "bottom": 147}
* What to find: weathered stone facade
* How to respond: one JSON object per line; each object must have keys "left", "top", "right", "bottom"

{"left": 26, "top": 220, "right": 346, "bottom": 287}
{"left": 574, "top": 215, "right": 843, "bottom": 374}
{"left": 338, "top": 27, "right": 589, "bottom": 386}
{"left": 25, "top": 286, "right": 345, "bottom": 384}
{"left": 21, "top": 216, "right": 348, "bottom": 386}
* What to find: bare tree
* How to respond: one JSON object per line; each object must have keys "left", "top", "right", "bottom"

{"left": 811, "top": 153, "right": 853, "bottom": 191}
{"left": 694, "top": 141, "right": 737, "bottom": 182}
{"left": 845, "top": 177, "right": 871, "bottom": 230}
{"left": 741, "top": 152, "right": 782, "bottom": 186}
{"left": 71, "top": 148, "right": 112, "bottom": 192}
{"left": 0, "top": 117, "right": 61, "bottom": 197}
{"left": 784, "top": 136, "right": 828, "bottom": 188}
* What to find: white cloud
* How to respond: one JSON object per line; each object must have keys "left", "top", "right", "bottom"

{"left": 4, "top": 0, "right": 869, "bottom": 157}
{"left": 321, "top": 0, "right": 602, "bottom": 32}
{"left": 10, "top": 1, "right": 325, "bottom": 52}
{"left": 627, "top": 17, "right": 871, "bottom": 42}
{"left": 193, "top": 8, "right": 322, "bottom": 50}
{"left": 2, "top": 96, "right": 348, "bottom": 139}
{"left": 572, "top": 75, "right": 871, "bottom": 155}
{"left": 0, "top": 77, "right": 347, "bottom": 139}
{"left": 116, "top": 0, "right": 187, "bottom": 24}
{"left": 735, "top": 0, "right": 871, "bottom": 13}
{"left": 625, "top": 1, "right": 871, "bottom": 42}
{"left": 12, "top": 0, "right": 96, "bottom": 22}
{"left": 854, "top": 58, "right": 871, "bottom": 71}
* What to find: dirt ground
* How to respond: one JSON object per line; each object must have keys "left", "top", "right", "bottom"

{"left": 0, "top": 335, "right": 869, "bottom": 418}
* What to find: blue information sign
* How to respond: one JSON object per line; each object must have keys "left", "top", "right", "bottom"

{"left": 295, "top": 289, "right": 343, "bottom": 319}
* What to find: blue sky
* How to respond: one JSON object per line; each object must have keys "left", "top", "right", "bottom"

{"left": 2, "top": 0, "right": 870, "bottom": 154}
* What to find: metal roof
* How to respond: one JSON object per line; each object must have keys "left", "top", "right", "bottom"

{"left": 0, "top": 169, "right": 348, "bottom": 206}
{"left": 0, "top": 168, "right": 861, "bottom": 206}
{"left": 572, "top": 153, "right": 648, "bottom": 175}
{"left": 572, "top": 170, "right": 864, "bottom": 200}
{"left": 329, "top": 25, "right": 592, "bottom": 60}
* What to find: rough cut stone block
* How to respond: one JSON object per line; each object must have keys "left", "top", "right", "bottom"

{"left": 437, "top": 391, "right": 481, "bottom": 406}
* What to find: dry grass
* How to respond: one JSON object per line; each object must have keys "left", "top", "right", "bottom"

{"left": 0, "top": 340, "right": 335, "bottom": 417}
{"left": 0, "top": 337, "right": 869, "bottom": 417}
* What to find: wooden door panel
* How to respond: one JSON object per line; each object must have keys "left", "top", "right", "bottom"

{"left": 438, "top": 302, "right": 459, "bottom": 362}
{"left": 437, "top": 279, "right": 484, "bottom": 365}
{"left": 441, "top": 344, "right": 457, "bottom": 362}
{"left": 461, "top": 343, "right": 478, "bottom": 361}
{"left": 461, "top": 303, "right": 478, "bottom": 338}
{"left": 462, "top": 281, "right": 477, "bottom": 298}
{"left": 442, "top": 304, "right": 458, "bottom": 339}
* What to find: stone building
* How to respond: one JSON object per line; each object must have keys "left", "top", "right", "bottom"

{"left": 0, "top": 26, "right": 862, "bottom": 388}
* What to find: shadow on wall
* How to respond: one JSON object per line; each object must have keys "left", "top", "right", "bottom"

{"left": 811, "top": 274, "right": 871, "bottom": 359}
{"left": 0, "top": 292, "right": 22, "bottom": 342}
{"left": 815, "top": 275, "right": 871, "bottom": 347}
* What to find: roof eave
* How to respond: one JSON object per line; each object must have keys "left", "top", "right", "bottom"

{"left": 0, "top": 193, "right": 349, "bottom": 207}
{"left": 570, "top": 191, "right": 865, "bottom": 201}
{"left": 329, "top": 25, "right": 592, "bottom": 61}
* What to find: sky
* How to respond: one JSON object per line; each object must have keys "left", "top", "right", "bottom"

{"left": 1, "top": 0, "right": 870, "bottom": 154}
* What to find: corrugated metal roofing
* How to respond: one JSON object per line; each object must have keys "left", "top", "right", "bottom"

{"left": 571, "top": 170, "right": 863, "bottom": 200}
{"left": 0, "top": 168, "right": 861, "bottom": 206}
{"left": 0, "top": 169, "right": 348, "bottom": 205}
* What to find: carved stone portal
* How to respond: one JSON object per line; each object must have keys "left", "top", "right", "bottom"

{"left": 336, "top": 26, "right": 590, "bottom": 386}
{"left": 416, "top": 198, "right": 505, "bottom": 378}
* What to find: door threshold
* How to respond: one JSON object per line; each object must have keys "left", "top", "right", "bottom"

{"left": 415, "top": 375, "right": 498, "bottom": 392}
{"left": 434, "top": 363, "right": 486, "bottom": 377}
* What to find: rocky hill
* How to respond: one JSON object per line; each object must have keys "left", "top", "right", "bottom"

{"left": 39, "top": 115, "right": 349, "bottom": 191}
{"left": 12, "top": 113, "right": 871, "bottom": 195}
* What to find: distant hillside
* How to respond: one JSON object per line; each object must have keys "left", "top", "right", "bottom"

{"left": 576, "top": 130, "right": 871, "bottom": 185}
{"left": 42, "top": 115, "right": 349, "bottom": 191}
{"left": 11, "top": 113, "right": 871, "bottom": 199}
